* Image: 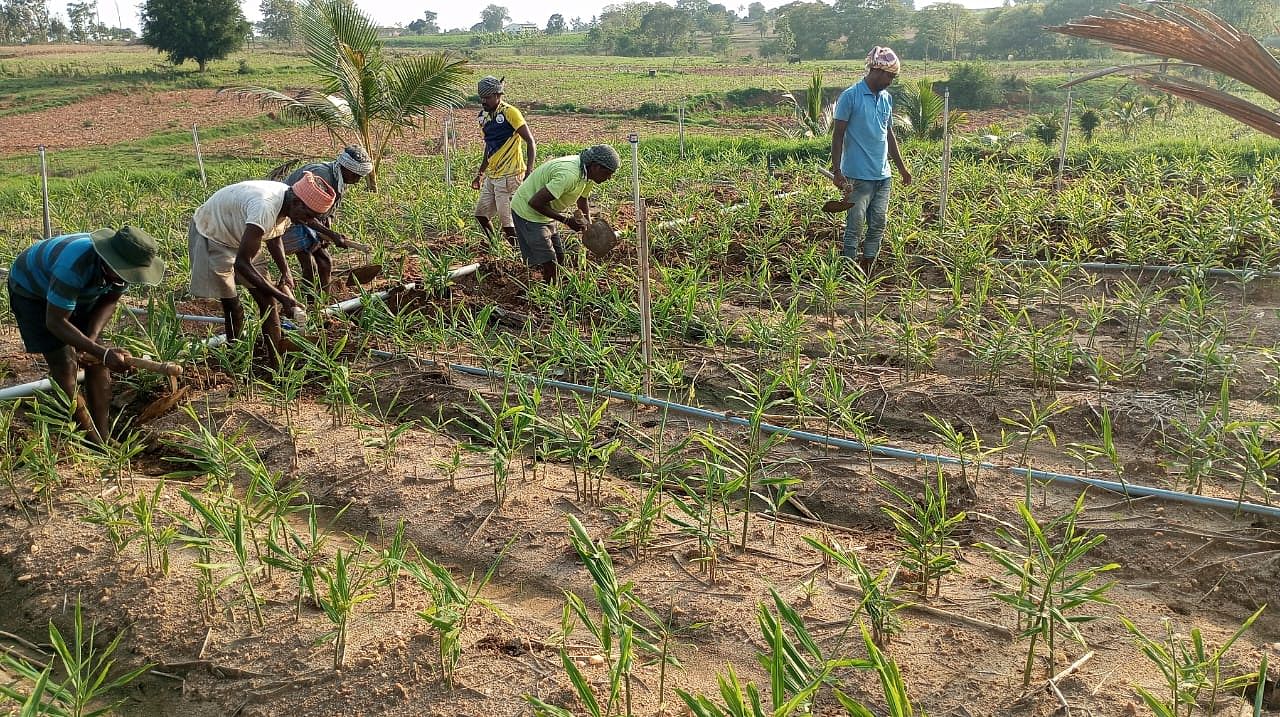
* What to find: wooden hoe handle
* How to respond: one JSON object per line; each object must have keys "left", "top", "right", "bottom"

{"left": 125, "top": 356, "right": 184, "bottom": 376}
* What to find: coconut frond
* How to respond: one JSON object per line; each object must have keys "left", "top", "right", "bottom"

{"left": 383, "top": 53, "right": 471, "bottom": 128}
{"left": 221, "top": 86, "right": 354, "bottom": 135}
{"left": 1133, "top": 75, "right": 1280, "bottom": 138}
{"left": 301, "top": 0, "right": 382, "bottom": 93}
{"left": 1047, "top": 3, "right": 1280, "bottom": 104}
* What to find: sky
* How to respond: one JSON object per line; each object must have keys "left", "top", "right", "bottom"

{"left": 61, "top": 0, "right": 998, "bottom": 34}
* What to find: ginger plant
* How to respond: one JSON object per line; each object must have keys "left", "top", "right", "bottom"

{"left": 979, "top": 493, "right": 1119, "bottom": 685}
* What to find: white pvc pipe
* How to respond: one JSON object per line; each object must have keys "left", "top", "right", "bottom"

{"left": 0, "top": 371, "right": 82, "bottom": 401}
{"left": 322, "top": 262, "right": 479, "bottom": 316}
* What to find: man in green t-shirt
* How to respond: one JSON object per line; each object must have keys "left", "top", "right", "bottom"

{"left": 510, "top": 144, "right": 620, "bottom": 281}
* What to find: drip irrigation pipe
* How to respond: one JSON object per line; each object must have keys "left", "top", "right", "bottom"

{"left": 0, "top": 264, "right": 482, "bottom": 401}
{"left": 981, "top": 256, "right": 1280, "bottom": 281}
{"left": 369, "top": 348, "right": 1280, "bottom": 522}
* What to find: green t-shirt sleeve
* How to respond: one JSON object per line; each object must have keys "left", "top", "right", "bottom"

{"left": 544, "top": 162, "right": 580, "bottom": 202}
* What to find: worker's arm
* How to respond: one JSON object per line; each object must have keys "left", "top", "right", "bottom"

{"left": 529, "top": 189, "right": 585, "bottom": 231}
{"left": 234, "top": 224, "right": 298, "bottom": 309}
{"left": 830, "top": 118, "right": 849, "bottom": 192}
{"left": 517, "top": 124, "right": 537, "bottom": 179}
{"left": 45, "top": 295, "right": 131, "bottom": 371}
{"left": 576, "top": 196, "right": 591, "bottom": 224}
{"left": 887, "top": 127, "right": 911, "bottom": 185}
{"left": 304, "top": 219, "right": 368, "bottom": 251}
{"left": 473, "top": 154, "right": 491, "bottom": 189}
{"left": 81, "top": 290, "right": 123, "bottom": 342}
{"left": 264, "top": 232, "right": 294, "bottom": 289}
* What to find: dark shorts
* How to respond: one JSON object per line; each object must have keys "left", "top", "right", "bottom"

{"left": 281, "top": 224, "right": 322, "bottom": 255}
{"left": 512, "top": 214, "right": 564, "bottom": 267}
{"left": 7, "top": 282, "right": 101, "bottom": 354}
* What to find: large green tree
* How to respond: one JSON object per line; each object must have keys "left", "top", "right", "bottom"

{"left": 837, "top": 0, "right": 907, "bottom": 58}
{"left": 140, "top": 0, "right": 249, "bottom": 71}
{"left": 479, "top": 4, "right": 509, "bottom": 31}
{"left": 774, "top": 1, "right": 840, "bottom": 59}
{"left": 911, "top": 2, "right": 976, "bottom": 60}
{"left": 231, "top": 0, "right": 468, "bottom": 190}
{"left": 979, "top": 3, "right": 1061, "bottom": 59}
{"left": 257, "top": 0, "right": 300, "bottom": 42}
{"left": 406, "top": 10, "right": 439, "bottom": 34}
{"left": 66, "top": 0, "right": 95, "bottom": 41}
{"left": 638, "top": 4, "right": 693, "bottom": 54}
{"left": 0, "top": 0, "right": 49, "bottom": 43}
{"left": 545, "top": 13, "right": 566, "bottom": 33}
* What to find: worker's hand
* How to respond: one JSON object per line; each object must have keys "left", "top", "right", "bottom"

{"left": 471, "top": 175, "right": 482, "bottom": 190}
{"left": 331, "top": 233, "right": 352, "bottom": 249}
{"left": 831, "top": 169, "right": 850, "bottom": 193}
{"left": 279, "top": 295, "right": 301, "bottom": 318}
{"left": 279, "top": 272, "right": 296, "bottom": 291}
{"left": 899, "top": 167, "right": 913, "bottom": 187}
{"left": 564, "top": 215, "right": 586, "bottom": 232}
{"left": 103, "top": 347, "right": 133, "bottom": 373}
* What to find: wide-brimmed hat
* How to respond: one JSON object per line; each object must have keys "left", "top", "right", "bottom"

{"left": 89, "top": 226, "right": 165, "bottom": 286}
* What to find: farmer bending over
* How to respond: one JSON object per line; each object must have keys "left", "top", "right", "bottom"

{"left": 282, "top": 145, "right": 373, "bottom": 298}
{"left": 830, "top": 46, "right": 913, "bottom": 275}
{"left": 187, "top": 172, "right": 335, "bottom": 361}
{"left": 510, "top": 144, "right": 619, "bottom": 281}
{"left": 6, "top": 227, "right": 165, "bottom": 441}
{"left": 471, "top": 75, "right": 536, "bottom": 247}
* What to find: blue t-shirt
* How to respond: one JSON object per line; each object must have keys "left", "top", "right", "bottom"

{"left": 833, "top": 79, "right": 893, "bottom": 181}
{"left": 7, "top": 234, "right": 122, "bottom": 310}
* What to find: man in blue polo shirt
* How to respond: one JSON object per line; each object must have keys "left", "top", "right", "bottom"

{"left": 7, "top": 227, "right": 165, "bottom": 441}
{"left": 831, "top": 45, "right": 913, "bottom": 275}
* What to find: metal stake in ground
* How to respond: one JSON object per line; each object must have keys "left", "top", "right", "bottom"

{"left": 38, "top": 145, "right": 51, "bottom": 239}
{"left": 1056, "top": 85, "right": 1073, "bottom": 193}
{"left": 939, "top": 89, "right": 952, "bottom": 229}
{"left": 192, "top": 124, "right": 207, "bottom": 188}
{"left": 678, "top": 103, "right": 685, "bottom": 159}
{"left": 629, "top": 133, "right": 653, "bottom": 396}
{"left": 443, "top": 111, "right": 453, "bottom": 185}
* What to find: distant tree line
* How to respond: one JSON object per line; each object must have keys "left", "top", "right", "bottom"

{"left": 584, "top": 0, "right": 740, "bottom": 56}
{"left": 0, "top": 0, "right": 134, "bottom": 44}
{"left": 768, "top": 0, "right": 1277, "bottom": 61}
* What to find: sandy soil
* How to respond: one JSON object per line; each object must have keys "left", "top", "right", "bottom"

{"left": 0, "top": 90, "right": 264, "bottom": 153}
{"left": 1, "top": 258, "right": 1278, "bottom": 716}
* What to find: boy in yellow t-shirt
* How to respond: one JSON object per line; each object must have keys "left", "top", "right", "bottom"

{"left": 471, "top": 76, "right": 536, "bottom": 246}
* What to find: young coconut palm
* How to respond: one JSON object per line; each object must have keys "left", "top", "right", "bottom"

{"left": 893, "top": 78, "right": 967, "bottom": 141}
{"left": 229, "top": 0, "right": 469, "bottom": 190}
{"left": 1050, "top": 3, "right": 1280, "bottom": 140}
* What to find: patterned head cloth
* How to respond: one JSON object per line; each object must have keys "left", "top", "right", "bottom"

{"left": 291, "top": 171, "right": 337, "bottom": 214}
{"left": 866, "top": 46, "right": 900, "bottom": 75}
{"left": 336, "top": 145, "right": 373, "bottom": 176}
{"left": 580, "top": 144, "right": 621, "bottom": 173}
{"left": 477, "top": 75, "right": 505, "bottom": 98}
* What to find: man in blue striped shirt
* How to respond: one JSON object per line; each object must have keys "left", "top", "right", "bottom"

{"left": 6, "top": 227, "right": 165, "bottom": 441}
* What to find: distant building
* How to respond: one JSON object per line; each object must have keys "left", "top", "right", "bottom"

{"left": 503, "top": 22, "right": 540, "bottom": 33}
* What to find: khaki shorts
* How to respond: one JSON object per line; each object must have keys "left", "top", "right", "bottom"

{"left": 187, "top": 220, "right": 269, "bottom": 299}
{"left": 474, "top": 174, "right": 522, "bottom": 228}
